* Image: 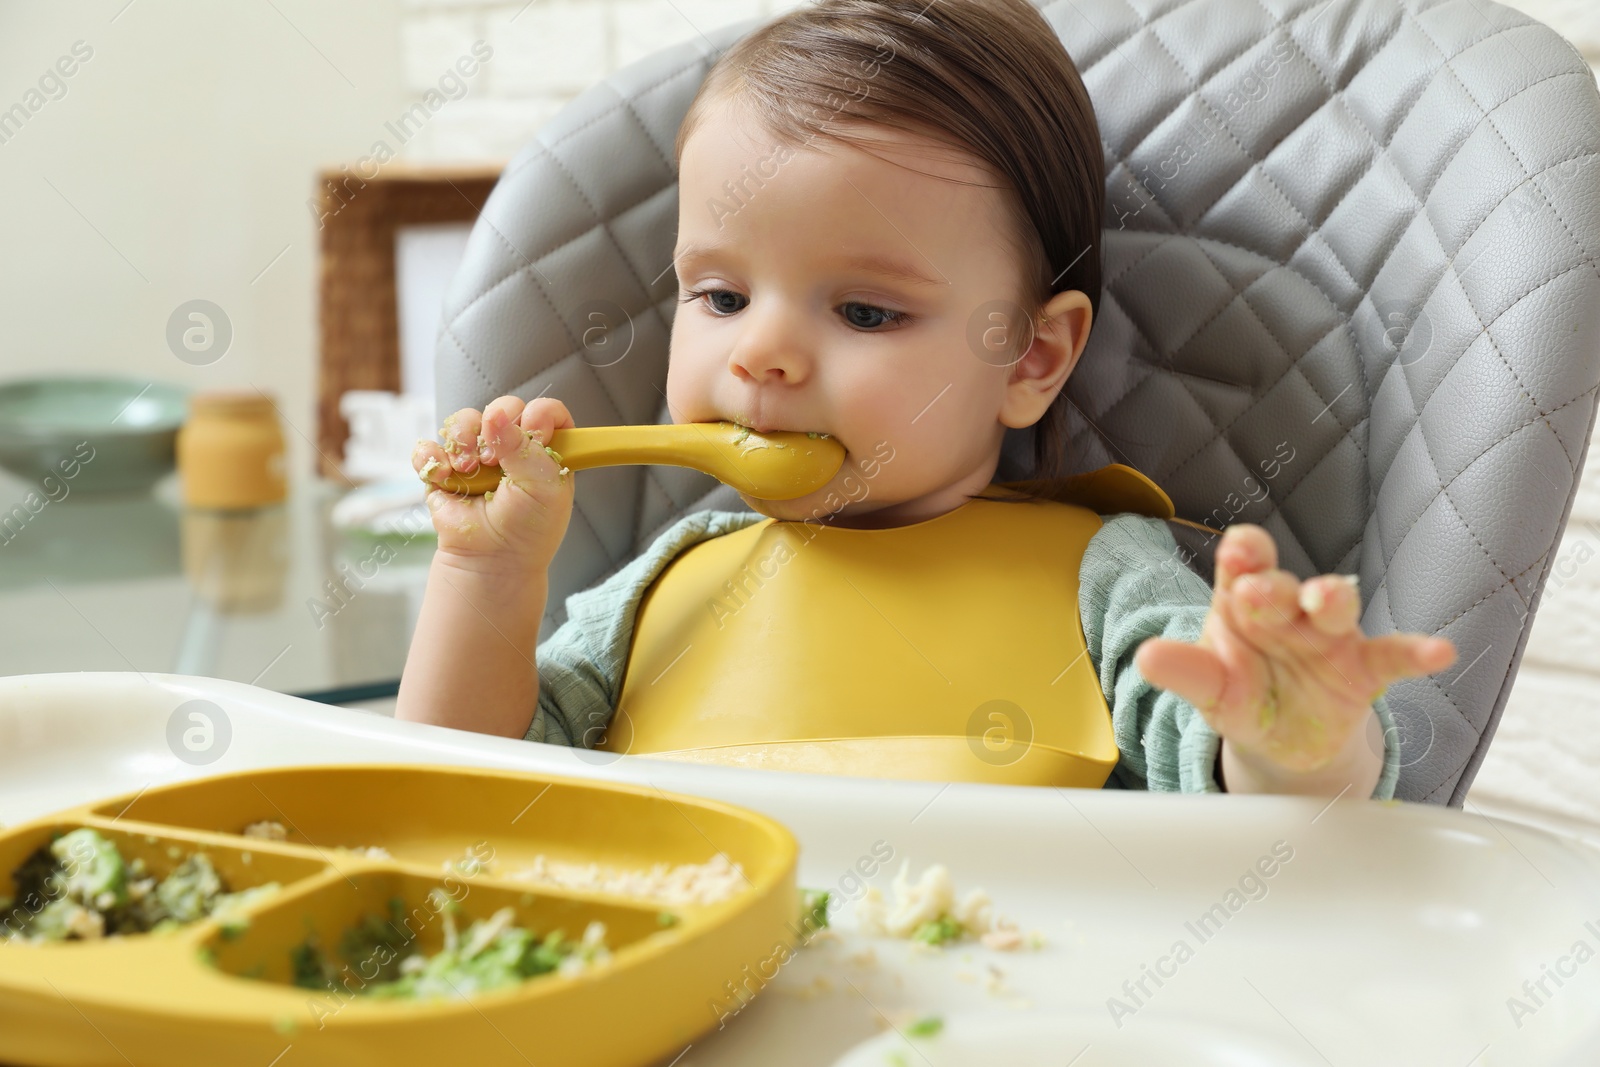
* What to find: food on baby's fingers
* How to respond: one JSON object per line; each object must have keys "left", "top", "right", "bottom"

{"left": 290, "top": 893, "right": 610, "bottom": 1001}
{"left": 0, "top": 828, "right": 278, "bottom": 942}
{"left": 854, "top": 860, "right": 1040, "bottom": 952}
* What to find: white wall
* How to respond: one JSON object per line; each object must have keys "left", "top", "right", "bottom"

{"left": 0, "top": 0, "right": 411, "bottom": 475}
{"left": 395, "top": 0, "right": 806, "bottom": 161}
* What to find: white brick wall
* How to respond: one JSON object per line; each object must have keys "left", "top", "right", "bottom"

{"left": 396, "top": 0, "right": 797, "bottom": 161}
{"left": 396, "top": 0, "right": 1600, "bottom": 163}
{"left": 396, "top": 0, "right": 1600, "bottom": 824}
{"left": 1464, "top": 0, "right": 1600, "bottom": 835}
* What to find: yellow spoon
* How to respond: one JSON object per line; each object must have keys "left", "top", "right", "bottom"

{"left": 432, "top": 422, "right": 846, "bottom": 501}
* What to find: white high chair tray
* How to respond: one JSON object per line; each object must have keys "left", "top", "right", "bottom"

{"left": 1, "top": 673, "right": 1595, "bottom": 1066}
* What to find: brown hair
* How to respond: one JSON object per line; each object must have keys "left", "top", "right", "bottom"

{"left": 673, "top": 0, "right": 1104, "bottom": 492}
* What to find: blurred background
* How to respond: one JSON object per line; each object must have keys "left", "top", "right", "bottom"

{"left": 0, "top": 0, "right": 804, "bottom": 708}
{"left": 0, "top": 0, "right": 1596, "bottom": 827}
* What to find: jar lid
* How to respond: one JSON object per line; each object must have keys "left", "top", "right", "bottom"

{"left": 189, "top": 391, "right": 277, "bottom": 418}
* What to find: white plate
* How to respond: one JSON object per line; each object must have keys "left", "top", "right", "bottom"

{"left": 2, "top": 672, "right": 1598, "bottom": 1067}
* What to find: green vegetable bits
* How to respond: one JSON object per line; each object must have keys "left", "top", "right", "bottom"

{"left": 293, "top": 894, "right": 611, "bottom": 1001}
{"left": 910, "top": 915, "right": 965, "bottom": 946}
{"left": 799, "top": 888, "right": 831, "bottom": 937}
{"left": 0, "top": 828, "right": 279, "bottom": 943}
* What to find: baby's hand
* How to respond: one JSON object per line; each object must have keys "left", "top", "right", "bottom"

{"left": 1133, "top": 524, "right": 1458, "bottom": 794}
{"left": 411, "top": 395, "right": 575, "bottom": 571}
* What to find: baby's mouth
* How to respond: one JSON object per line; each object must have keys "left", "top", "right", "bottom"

{"left": 722, "top": 415, "right": 835, "bottom": 443}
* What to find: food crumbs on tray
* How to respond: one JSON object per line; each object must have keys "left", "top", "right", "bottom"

{"left": 787, "top": 973, "right": 837, "bottom": 1001}
{"left": 241, "top": 821, "right": 290, "bottom": 842}
{"left": 980, "top": 928, "right": 1024, "bottom": 951}
{"left": 502, "top": 851, "right": 748, "bottom": 907}
{"left": 336, "top": 846, "right": 393, "bottom": 861}
{"left": 854, "top": 860, "right": 1024, "bottom": 950}
{"left": 800, "top": 887, "right": 831, "bottom": 937}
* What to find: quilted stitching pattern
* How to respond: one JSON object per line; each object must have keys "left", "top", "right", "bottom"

{"left": 435, "top": 0, "right": 1600, "bottom": 804}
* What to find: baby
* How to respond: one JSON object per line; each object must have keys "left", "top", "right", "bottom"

{"left": 397, "top": 0, "right": 1457, "bottom": 799}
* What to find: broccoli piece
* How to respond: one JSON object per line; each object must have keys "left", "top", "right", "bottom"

{"left": 9, "top": 845, "right": 58, "bottom": 912}
{"left": 313, "top": 906, "right": 605, "bottom": 1001}
{"left": 213, "top": 882, "right": 281, "bottom": 939}
{"left": 291, "top": 936, "right": 336, "bottom": 991}
{"left": 27, "top": 900, "right": 105, "bottom": 941}
{"left": 800, "top": 888, "right": 831, "bottom": 934}
{"left": 51, "top": 829, "right": 127, "bottom": 911}
{"left": 910, "top": 915, "right": 964, "bottom": 946}
{"left": 149, "top": 854, "right": 225, "bottom": 925}
{"left": 905, "top": 1015, "right": 944, "bottom": 1038}
{"left": 5, "top": 832, "right": 277, "bottom": 942}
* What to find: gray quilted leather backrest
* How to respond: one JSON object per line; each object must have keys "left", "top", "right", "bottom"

{"left": 436, "top": 0, "right": 1600, "bottom": 804}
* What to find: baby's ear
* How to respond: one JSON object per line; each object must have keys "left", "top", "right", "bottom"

{"left": 1040, "top": 289, "right": 1094, "bottom": 373}
{"left": 1000, "top": 290, "right": 1093, "bottom": 430}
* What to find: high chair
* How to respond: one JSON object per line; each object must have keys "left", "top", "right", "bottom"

{"left": 433, "top": 0, "right": 1600, "bottom": 806}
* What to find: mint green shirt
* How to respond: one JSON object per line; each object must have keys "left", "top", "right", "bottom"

{"left": 527, "top": 508, "right": 1401, "bottom": 798}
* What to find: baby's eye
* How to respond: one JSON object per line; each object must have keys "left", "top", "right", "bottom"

{"left": 678, "top": 288, "right": 909, "bottom": 331}
{"left": 839, "top": 302, "right": 909, "bottom": 330}
{"left": 680, "top": 287, "right": 747, "bottom": 315}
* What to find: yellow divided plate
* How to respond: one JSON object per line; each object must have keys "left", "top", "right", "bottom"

{"left": 0, "top": 764, "right": 801, "bottom": 1067}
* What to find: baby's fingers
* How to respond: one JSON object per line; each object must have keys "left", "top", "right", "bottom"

{"left": 1134, "top": 636, "right": 1227, "bottom": 716}
{"left": 411, "top": 439, "right": 452, "bottom": 487}
{"left": 477, "top": 396, "right": 528, "bottom": 465}
{"left": 1214, "top": 524, "right": 1277, "bottom": 594}
{"left": 518, "top": 398, "right": 577, "bottom": 448}
{"left": 485, "top": 405, "right": 565, "bottom": 492}
{"left": 1227, "top": 568, "right": 1318, "bottom": 659}
{"left": 1298, "top": 574, "right": 1361, "bottom": 637}
{"left": 1360, "top": 632, "right": 1458, "bottom": 691}
{"left": 440, "top": 408, "right": 483, "bottom": 473}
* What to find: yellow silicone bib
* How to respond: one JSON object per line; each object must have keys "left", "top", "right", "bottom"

{"left": 600, "top": 465, "right": 1176, "bottom": 787}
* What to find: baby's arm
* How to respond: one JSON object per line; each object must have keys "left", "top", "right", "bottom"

{"left": 395, "top": 395, "right": 576, "bottom": 738}
{"left": 1080, "top": 515, "right": 1226, "bottom": 793}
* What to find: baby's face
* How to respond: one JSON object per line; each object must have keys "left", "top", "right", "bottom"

{"left": 668, "top": 96, "right": 1079, "bottom": 528}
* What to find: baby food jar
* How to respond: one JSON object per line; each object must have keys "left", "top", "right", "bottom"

{"left": 176, "top": 391, "right": 287, "bottom": 509}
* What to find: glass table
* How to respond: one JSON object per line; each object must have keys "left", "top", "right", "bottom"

{"left": 0, "top": 469, "right": 435, "bottom": 703}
